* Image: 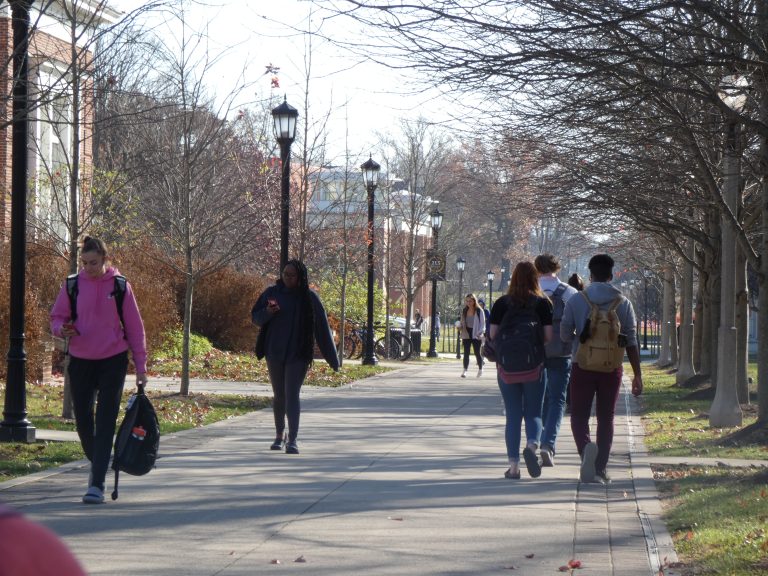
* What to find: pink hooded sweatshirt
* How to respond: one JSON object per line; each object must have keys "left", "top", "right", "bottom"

{"left": 50, "top": 266, "right": 147, "bottom": 374}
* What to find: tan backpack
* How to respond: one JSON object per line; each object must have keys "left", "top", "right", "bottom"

{"left": 575, "top": 292, "right": 625, "bottom": 372}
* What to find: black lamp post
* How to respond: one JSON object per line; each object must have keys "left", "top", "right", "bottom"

{"left": 456, "top": 257, "right": 465, "bottom": 359}
{"left": 271, "top": 96, "right": 298, "bottom": 274}
{"left": 361, "top": 156, "right": 381, "bottom": 366}
{"left": 487, "top": 270, "right": 495, "bottom": 308}
{"left": 1, "top": 0, "right": 35, "bottom": 443}
{"left": 427, "top": 207, "right": 443, "bottom": 358}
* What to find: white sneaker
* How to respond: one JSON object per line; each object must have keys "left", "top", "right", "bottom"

{"left": 461, "top": 370, "right": 467, "bottom": 378}
{"left": 82, "top": 486, "right": 105, "bottom": 504}
{"left": 477, "top": 368, "right": 483, "bottom": 378}
{"left": 540, "top": 446, "right": 554, "bottom": 467}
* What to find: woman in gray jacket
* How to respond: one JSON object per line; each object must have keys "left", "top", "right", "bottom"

{"left": 252, "top": 260, "right": 339, "bottom": 454}
{"left": 459, "top": 293, "right": 486, "bottom": 378}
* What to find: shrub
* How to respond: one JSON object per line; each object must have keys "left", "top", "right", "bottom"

{"left": 110, "top": 243, "right": 179, "bottom": 359}
{"left": 0, "top": 241, "right": 67, "bottom": 382}
{"left": 190, "top": 267, "right": 267, "bottom": 352}
{"left": 152, "top": 328, "right": 213, "bottom": 360}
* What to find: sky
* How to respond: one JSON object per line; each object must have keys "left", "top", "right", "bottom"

{"left": 113, "top": 0, "right": 456, "bottom": 160}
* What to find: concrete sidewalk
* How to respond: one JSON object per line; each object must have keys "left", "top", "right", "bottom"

{"left": 3, "top": 361, "right": 679, "bottom": 575}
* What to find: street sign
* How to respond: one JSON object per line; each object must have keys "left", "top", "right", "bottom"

{"left": 426, "top": 249, "right": 446, "bottom": 281}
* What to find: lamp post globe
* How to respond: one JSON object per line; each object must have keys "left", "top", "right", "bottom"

{"left": 487, "top": 270, "right": 495, "bottom": 307}
{"left": 271, "top": 96, "right": 298, "bottom": 274}
{"left": 456, "top": 257, "right": 466, "bottom": 359}
{"left": 361, "top": 155, "right": 381, "bottom": 366}
{"left": 427, "top": 207, "right": 443, "bottom": 358}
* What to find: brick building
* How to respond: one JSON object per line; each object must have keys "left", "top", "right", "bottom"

{"left": 0, "top": 2, "right": 119, "bottom": 244}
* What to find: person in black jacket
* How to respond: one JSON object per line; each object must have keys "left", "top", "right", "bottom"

{"left": 251, "top": 260, "right": 339, "bottom": 454}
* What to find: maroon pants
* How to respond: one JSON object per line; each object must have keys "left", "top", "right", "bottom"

{"left": 569, "top": 363, "right": 622, "bottom": 472}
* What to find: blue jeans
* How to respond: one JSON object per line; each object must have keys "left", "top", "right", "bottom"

{"left": 541, "top": 356, "right": 572, "bottom": 452}
{"left": 497, "top": 370, "right": 545, "bottom": 461}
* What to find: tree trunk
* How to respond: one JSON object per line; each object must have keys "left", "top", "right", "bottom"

{"left": 180, "top": 269, "right": 194, "bottom": 396}
{"left": 677, "top": 237, "right": 696, "bottom": 384}
{"left": 668, "top": 267, "right": 679, "bottom": 367}
{"left": 735, "top": 248, "right": 750, "bottom": 403}
{"left": 658, "top": 264, "right": 673, "bottom": 367}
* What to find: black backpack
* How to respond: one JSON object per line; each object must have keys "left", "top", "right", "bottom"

{"left": 111, "top": 387, "right": 160, "bottom": 500}
{"left": 544, "top": 283, "right": 570, "bottom": 358}
{"left": 66, "top": 273, "right": 127, "bottom": 326}
{"left": 496, "top": 295, "right": 546, "bottom": 383}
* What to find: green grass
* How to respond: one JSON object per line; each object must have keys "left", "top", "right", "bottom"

{"left": 640, "top": 363, "right": 768, "bottom": 575}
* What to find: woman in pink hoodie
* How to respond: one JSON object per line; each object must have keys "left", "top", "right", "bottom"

{"left": 50, "top": 236, "right": 147, "bottom": 504}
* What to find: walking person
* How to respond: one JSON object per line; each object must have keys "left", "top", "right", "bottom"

{"left": 459, "top": 293, "right": 485, "bottom": 378}
{"left": 478, "top": 298, "right": 491, "bottom": 338}
{"left": 560, "top": 254, "right": 643, "bottom": 484}
{"left": 489, "top": 262, "right": 553, "bottom": 479}
{"left": 252, "top": 259, "right": 339, "bottom": 454}
{"left": 535, "top": 254, "right": 578, "bottom": 467}
{"left": 568, "top": 273, "right": 585, "bottom": 292}
{"left": 50, "top": 236, "right": 148, "bottom": 504}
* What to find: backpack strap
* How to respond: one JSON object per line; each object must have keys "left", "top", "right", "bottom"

{"left": 66, "top": 274, "right": 79, "bottom": 321}
{"left": 112, "top": 275, "right": 127, "bottom": 329}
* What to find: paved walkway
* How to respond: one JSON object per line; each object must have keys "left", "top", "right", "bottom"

{"left": 0, "top": 361, "right": 693, "bottom": 575}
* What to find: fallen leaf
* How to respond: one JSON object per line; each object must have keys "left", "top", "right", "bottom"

{"left": 568, "top": 559, "right": 582, "bottom": 569}
{"left": 504, "top": 566, "right": 517, "bottom": 570}
{"left": 525, "top": 553, "right": 535, "bottom": 559}
{"left": 295, "top": 556, "right": 307, "bottom": 563}
{"left": 558, "top": 566, "right": 570, "bottom": 572}
{"left": 270, "top": 559, "right": 280, "bottom": 564}
{"left": 388, "top": 516, "right": 404, "bottom": 521}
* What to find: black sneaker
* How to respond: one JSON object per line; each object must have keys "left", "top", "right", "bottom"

{"left": 285, "top": 441, "right": 299, "bottom": 454}
{"left": 522, "top": 447, "right": 541, "bottom": 478}
{"left": 270, "top": 435, "right": 285, "bottom": 450}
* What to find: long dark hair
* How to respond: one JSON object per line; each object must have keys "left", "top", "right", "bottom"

{"left": 283, "top": 259, "right": 315, "bottom": 362}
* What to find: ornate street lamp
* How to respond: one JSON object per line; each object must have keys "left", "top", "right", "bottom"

{"left": 455, "top": 257, "right": 466, "bottom": 359}
{"left": 500, "top": 266, "right": 506, "bottom": 292}
{"left": 1, "top": 0, "right": 35, "bottom": 443}
{"left": 271, "top": 96, "right": 298, "bottom": 273}
{"left": 360, "top": 156, "right": 381, "bottom": 365}
{"left": 487, "top": 270, "right": 495, "bottom": 308}
{"left": 427, "top": 207, "right": 443, "bottom": 358}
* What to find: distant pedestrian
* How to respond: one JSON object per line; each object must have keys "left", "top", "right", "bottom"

{"left": 414, "top": 310, "right": 424, "bottom": 331}
{"left": 459, "top": 293, "right": 486, "bottom": 378}
{"left": 435, "top": 311, "right": 441, "bottom": 341}
{"left": 568, "top": 273, "right": 585, "bottom": 292}
{"left": 252, "top": 259, "right": 339, "bottom": 454}
{"left": 560, "top": 254, "right": 643, "bottom": 484}
{"left": 490, "top": 261, "right": 553, "bottom": 480}
{"left": 477, "top": 298, "right": 491, "bottom": 338}
{"left": 535, "top": 254, "right": 578, "bottom": 468}
{"left": 50, "top": 236, "right": 148, "bottom": 505}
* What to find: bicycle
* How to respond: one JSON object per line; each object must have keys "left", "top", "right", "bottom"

{"left": 341, "top": 321, "right": 413, "bottom": 361}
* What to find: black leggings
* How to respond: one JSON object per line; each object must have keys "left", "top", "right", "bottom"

{"left": 462, "top": 338, "right": 483, "bottom": 370}
{"left": 266, "top": 359, "right": 309, "bottom": 442}
{"left": 68, "top": 351, "right": 128, "bottom": 490}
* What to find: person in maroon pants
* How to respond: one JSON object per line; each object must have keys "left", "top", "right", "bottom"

{"left": 560, "top": 254, "right": 643, "bottom": 484}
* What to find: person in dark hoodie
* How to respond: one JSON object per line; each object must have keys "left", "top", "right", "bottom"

{"left": 252, "top": 259, "right": 339, "bottom": 454}
{"left": 560, "top": 254, "right": 643, "bottom": 485}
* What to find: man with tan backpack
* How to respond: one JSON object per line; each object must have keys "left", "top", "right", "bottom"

{"left": 560, "top": 254, "right": 643, "bottom": 484}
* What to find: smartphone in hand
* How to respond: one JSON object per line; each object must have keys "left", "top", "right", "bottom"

{"left": 267, "top": 298, "right": 279, "bottom": 311}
